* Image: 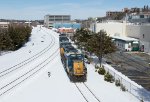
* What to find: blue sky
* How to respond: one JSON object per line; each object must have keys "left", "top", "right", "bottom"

{"left": 0, "top": 0, "right": 149, "bottom": 20}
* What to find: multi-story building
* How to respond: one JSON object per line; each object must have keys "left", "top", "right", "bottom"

{"left": 106, "top": 11, "right": 123, "bottom": 17}
{"left": 127, "top": 12, "right": 150, "bottom": 23}
{"left": 44, "top": 15, "right": 71, "bottom": 28}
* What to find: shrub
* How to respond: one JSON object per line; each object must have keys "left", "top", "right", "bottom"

{"left": 115, "top": 79, "right": 121, "bottom": 87}
{"left": 104, "top": 72, "right": 113, "bottom": 82}
{"left": 140, "top": 99, "right": 144, "bottom": 102}
{"left": 95, "top": 65, "right": 99, "bottom": 69}
{"left": 98, "top": 66, "right": 106, "bottom": 75}
{"left": 0, "top": 25, "right": 32, "bottom": 51}
{"left": 120, "top": 84, "right": 126, "bottom": 91}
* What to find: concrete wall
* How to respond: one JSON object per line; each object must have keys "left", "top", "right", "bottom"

{"left": 96, "top": 22, "right": 126, "bottom": 37}
{"left": 140, "top": 40, "right": 150, "bottom": 53}
{"left": 126, "top": 24, "right": 150, "bottom": 41}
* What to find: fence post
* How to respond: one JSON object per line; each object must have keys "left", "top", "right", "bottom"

{"left": 130, "top": 82, "right": 131, "bottom": 93}
{"left": 114, "top": 72, "right": 115, "bottom": 80}
{"left": 121, "top": 77, "right": 122, "bottom": 84}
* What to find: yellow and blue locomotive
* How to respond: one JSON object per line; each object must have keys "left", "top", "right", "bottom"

{"left": 59, "top": 34, "right": 87, "bottom": 82}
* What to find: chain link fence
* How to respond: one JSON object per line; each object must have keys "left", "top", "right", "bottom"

{"left": 102, "top": 64, "right": 150, "bottom": 102}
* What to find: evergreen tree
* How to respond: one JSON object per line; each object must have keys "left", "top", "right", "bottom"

{"left": 73, "top": 28, "right": 91, "bottom": 49}
{"left": 73, "top": 29, "right": 116, "bottom": 66}
{"left": 95, "top": 30, "right": 116, "bottom": 66}
{"left": 0, "top": 24, "right": 32, "bottom": 51}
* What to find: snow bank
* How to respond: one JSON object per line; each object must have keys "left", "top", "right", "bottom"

{"left": 0, "top": 26, "right": 142, "bottom": 102}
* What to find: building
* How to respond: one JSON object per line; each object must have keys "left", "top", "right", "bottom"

{"left": 44, "top": 15, "right": 71, "bottom": 28}
{"left": 127, "top": 12, "right": 150, "bottom": 23}
{"left": 0, "top": 22, "right": 9, "bottom": 29}
{"left": 91, "top": 13, "right": 150, "bottom": 53}
{"left": 106, "top": 11, "right": 123, "bottom": 17}
{"left": 58, "top": 28, "right": 75, "bottom": 38}
{"left": 112, "top": 36, "right": 139, "bottom": 51}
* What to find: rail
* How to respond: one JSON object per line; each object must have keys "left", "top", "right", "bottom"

{"left": 74, "top": 82, "right": 101, "bottom": 102}
{"left": 0, "top": 28, "right": 55, "bottom": 78}
{"left": 0, "top": 28, "right": 59, "bottom": 97}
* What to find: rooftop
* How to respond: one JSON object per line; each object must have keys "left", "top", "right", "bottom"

{"left": 0, "top": 22, "right": 9, "bottom": 24}
{"left": 111, "top": 36, "right": 139, "bottom": 42}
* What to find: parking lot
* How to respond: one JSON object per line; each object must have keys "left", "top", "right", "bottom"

{"left": 105, "top": 52, "right": 150, "bottom": 91}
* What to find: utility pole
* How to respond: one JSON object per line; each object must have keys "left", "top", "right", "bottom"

{"left": 99, "top": 31, "right": 103, "bottom": 67}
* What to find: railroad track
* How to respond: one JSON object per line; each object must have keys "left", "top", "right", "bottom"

{"left": 75, "top": 82, "right": 101, "bottom": 102}
{"left": 123, "top": 53, "right": 149, "bottom": 69}
{"left": 110, "top": 53, "right": 150, "bottom": 91}
{"left": 113, "top": 53, "right": 149, "bottom": 74}
{"left": 0, "top": 49, "right": 59, "bottom": 96}
{"left": 0, "top": 27, "right": 59, "bottom": 96}
{"left": 0, "top": 27, "right": 55, "bottom": 78}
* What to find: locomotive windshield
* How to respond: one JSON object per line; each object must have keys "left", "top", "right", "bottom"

{"left": 59, "top": 37, "right": 69, "bottom": 42}
{"left": 70, "top": 54, "right": 83, "bottom": 60}
{"left": 68, "top": 54, "right": 84, "bottom": 68}
{"left": 60, "top": 42, "right": 71, "bottom": 48}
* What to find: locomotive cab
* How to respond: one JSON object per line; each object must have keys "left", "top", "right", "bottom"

{"left": 68, "top": 54, "right": 87, "bottom": 77}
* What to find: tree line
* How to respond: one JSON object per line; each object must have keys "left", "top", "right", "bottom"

{"left": 0, "top": 25, "right": 32, "bottom": 51}
{"left": 73, "top": 28, "right": 116, "bottom": 66}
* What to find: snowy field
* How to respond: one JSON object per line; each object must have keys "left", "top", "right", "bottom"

{"left": 0, "top": 26, "right": 144, "bottom": 102}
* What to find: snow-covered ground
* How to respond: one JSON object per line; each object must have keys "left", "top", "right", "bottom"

{"left": 0, "top": 26, "right": 144, "bottom": 102}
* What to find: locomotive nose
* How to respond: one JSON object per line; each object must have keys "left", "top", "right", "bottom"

{"left": 73, "top": 60, "right": 84, "bottom": 75}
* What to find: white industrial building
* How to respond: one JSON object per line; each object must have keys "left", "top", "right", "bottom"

{"left": 91, "top": 13, "right": 150, "bottom": 54}
{"left": 44, "top": 15, "right": 71, "bottom": 28}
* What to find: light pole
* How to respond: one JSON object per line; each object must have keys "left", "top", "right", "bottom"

{"left": 99, "top": 31, "right": 103, "bottom": 67}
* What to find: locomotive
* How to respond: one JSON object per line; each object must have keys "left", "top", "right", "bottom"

{"left": 59, "top": 34, "right": 87, "bottom": 82}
